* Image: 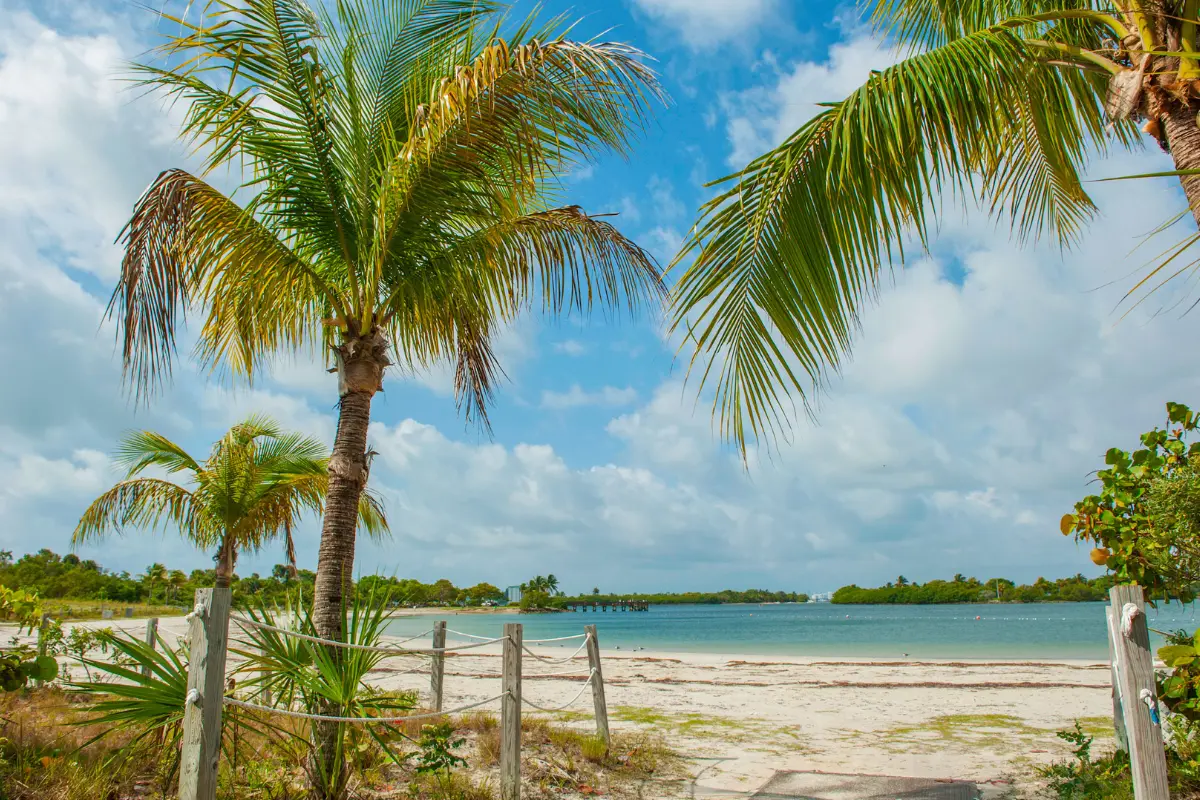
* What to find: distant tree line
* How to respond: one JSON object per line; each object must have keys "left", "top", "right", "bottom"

{"left": 559, "top": 589, "right": 808, "bottom": 605}
{"left": 0, "top": 549, "right": 506, "bottom": 608}
{"left": 831, "top": 573, "right": 1117, "bottom": 604}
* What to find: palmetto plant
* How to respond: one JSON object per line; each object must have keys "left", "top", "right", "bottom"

{"left": 109, "top": 0, "right": 666, "bottom": 661}
{"left": 73, "top": 416, "right": 387, "bottom": 587}
{"left": 673, "top": 1, "right": 1200, "bottom": 452}
{"left": 233, "top": 589, "right": 420, "bottom": 795}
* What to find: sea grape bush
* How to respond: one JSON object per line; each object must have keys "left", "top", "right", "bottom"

{"left": 0, "top": 585, "right": 59, "bottom": 691}
{"left": 1158, "top": 630, "right": 1200, "bottom": 723}
{"left": 1062, "top": 402, "right": 1200, "bottom": 603}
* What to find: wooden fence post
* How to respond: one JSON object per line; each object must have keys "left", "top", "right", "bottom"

{"left": 179, "top": 588, "right": 232, "bottom": 800}
{"left": 142, "top": 618, "right": 159, "bottom": 678}
{"left": 430, "top": 621, "right": 447, "bottom": 711}
{"left": 1109, "top": 585, "right": 1169, "bottom": 800}
{"left": 501, "top": 622, "right": 522, "bottom": 800}
{"left": 1106, "top": 606, "right": 1129, "bottom": 752}
{"left": 35, "top": 613, "right": 50, "bottom": 688}
{"left": 584, "top": 625, "right": 609, "bottom": 745}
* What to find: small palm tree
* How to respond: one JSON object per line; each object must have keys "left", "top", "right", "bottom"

{"left": 141, "top": 563, "right": 167, "bottom": 603}
{"left": 73, "top": 417, "right": 387, "bottom": 588}
{"left": 673, "top": 2, "right": 1200, "bottom": 451}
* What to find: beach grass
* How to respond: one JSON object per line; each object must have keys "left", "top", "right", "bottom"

{"left": 39, "top": 598, "right": 185, "bottom": 620}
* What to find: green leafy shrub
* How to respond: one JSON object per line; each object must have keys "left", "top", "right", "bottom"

{"left": 1039, "top": 723, "right": 1132, "bottom": 800}
{"left": 1063, "top": 402, "right": 1200, "bottom": 602}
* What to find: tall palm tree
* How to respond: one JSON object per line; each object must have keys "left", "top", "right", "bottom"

{"left": 73, "top": 416, "right": 387, "bottom": 589}
{"left": 110, "top": 0, "right": 665, "bottom": 650}
{"left": 673, "top": 1, "right": 1200, "bottom": 452}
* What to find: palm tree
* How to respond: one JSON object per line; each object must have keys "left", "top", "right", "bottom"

{"left": 141, "top": 563, "right": 168, "bottom": 604}
{"left": 110, "top": 0, "right": 665, "bottom": 650}
{"left": 673, "top": 2, "right": 1200, "bottom": 452}
{"left": 73, "top": 416, "right": 387, "bottom": 589}
{"left": 545, "top": 573, "right": 560, "bottom": 595}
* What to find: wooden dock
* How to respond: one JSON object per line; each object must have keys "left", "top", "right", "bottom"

{"left": 564, "top": 600, "right": 649, "bottom": 612}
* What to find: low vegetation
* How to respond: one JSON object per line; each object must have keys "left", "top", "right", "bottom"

{"left": 831, "top": 574, "right": 1115, "bottom": 604}
{"left": 0, "top": 548, "right": 508, "bottom": 610}
{"left": 557, "top": 589, "right": 808, "bottom": 606}
{"left": 0, "top": 688, "right": 678, "bottom": 800}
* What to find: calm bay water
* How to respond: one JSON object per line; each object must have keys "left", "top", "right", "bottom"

{"left": 383, "top": 602, "right": 1200, "bottom": 660}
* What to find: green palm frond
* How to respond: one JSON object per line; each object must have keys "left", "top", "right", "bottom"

{"left": 868, "top": 1, "right": 1127, "bottom": 49}
{"left": 114, "top": 430, "right": 203, "bottom": 476}
{"left": 73, "top": 478, "right": 212, "bottom": 548}
{"left": 70, "top": 630, "right": 189, "bottom": 747}
{"left": 671, "top": 16, "right": 1134, "bottom": 454}
{"left": 112, "top": 0, "right": 666, "bottom": 426}
{"left": 356, "top": 490, "right": 389, "bottom": 540}
{"left": 113, "top": 168, "right": 344, "bottom": 390}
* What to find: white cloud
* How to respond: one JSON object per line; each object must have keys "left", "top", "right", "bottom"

{"left": 629, "top": 0, "right": 779, "bottom": 47}
{"left": 0, "top": 11, "right": 184, "bottom": 279}
{"left": 647, "top": 175, "right": 684, "bottom": 219}
{"left": 541, "top": 385, "right": 639, "bottom": 410}
{"left": 553, "top": 340, "right": 587, "bottom": 357}
{"left": 725, "top": 34, "right": 899, "bottom": 166}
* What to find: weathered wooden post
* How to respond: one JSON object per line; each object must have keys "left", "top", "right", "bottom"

{"left": 430, "top": 620, "right": 447, "bottom": 711}
{"left": 35, "top": 613, "right": 50, "bottom": 688}
{"left": 179, "top": 588, "right": 232, "bottom": 800}
{"left": 142, "top": 617, "right": 159, "bottom": 678}
{"left": 1109, "top": 585, "right": 1169, "bottom": 800}
{"left": 584, "top": 624, "right": 609, "bottom": 745}
{"left": 1106, "top": 606, "right": 1129, "bottom": 752}
{"left": 501, "top": 622, "right": 522, "bottom": 800}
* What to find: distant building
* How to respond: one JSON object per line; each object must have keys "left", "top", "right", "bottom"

{"left": 505, "top": 585, "right": 522, "bottom": 604}
{"left": 807, "top": 592, "right": 833, "bottom": 603}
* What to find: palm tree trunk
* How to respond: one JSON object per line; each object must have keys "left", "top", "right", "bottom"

{"left": 214, "top": 537, "right": 235, "bottom": 589}
{"left": 310, "top": 329, "right": 388, "bottom": 800}
{"left": 1162, "top": 103, "right": 1200, "bottom": 228}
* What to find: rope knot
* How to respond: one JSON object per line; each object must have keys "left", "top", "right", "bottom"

{"left": 1121, "top": 602, "right": 1142, "bottom": 638}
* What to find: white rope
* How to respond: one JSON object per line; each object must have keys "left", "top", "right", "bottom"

{"left": 389, "top": 628, "right": 437, "bottom": 646}
{"left": 522, "top": 638, "right": 590, "bottom": 664}
{"left": 223, "top": 693, "right": 506, "bottom": 723}
{"left": 231, "top": 616, "right": 505, "bottom": 654}
{"left": 444, "top": 629, "right": 496, "bottom": 641}
{"left": 521, "top": 671, "right": 596, "bottom": 712}
{"left": 524, "top": 633, "right": 588, "bottom": 643}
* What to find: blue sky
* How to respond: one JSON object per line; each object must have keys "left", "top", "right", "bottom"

{"left": 1, "top": 0, "right": 1197, "bottom": 595}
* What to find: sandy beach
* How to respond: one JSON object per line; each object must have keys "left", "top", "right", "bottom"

{"left": 15, "top": 615, "right": 1115, "bottom": 795}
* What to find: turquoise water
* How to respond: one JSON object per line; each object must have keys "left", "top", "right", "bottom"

{"left": 383, "top": 602, "right": 1200, "bottom": 660}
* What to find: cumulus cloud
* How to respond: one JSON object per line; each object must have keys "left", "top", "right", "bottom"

{"left": 553, "top": 340, "right": 587, "bottom": 357}
{"left": 629, "top": 0, "right": 779, "bottom": 47}
{"left": 725, "top": 34, "right": 898, "bottom": 166}
{"left": 541, "top": 385, "right": 639, "bottom": 410}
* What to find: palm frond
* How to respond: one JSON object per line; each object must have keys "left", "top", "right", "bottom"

{"left": 73, "top": 478, "right": 213, "bottom": 549}
{"left": 671, "top": 21, "right": 1126, "bottom": 453}
{"left": 114, "top": 430, "right": 202, "bottom": 477}
{"left": 357, "top": 490, "right": 390, "bottom": 540}
{"left": 868, "top": 1, "right": 1125, "bottom": 50}
{"left": 111, "top": 169, "right": 342, "bottom": 396}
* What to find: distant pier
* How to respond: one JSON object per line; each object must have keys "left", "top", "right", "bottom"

{"left": 565, "top": 600, "right": 650, "bottom": 612}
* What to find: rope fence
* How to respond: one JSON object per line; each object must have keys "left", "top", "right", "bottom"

{"left": 175, "top": 591, "right": 612, "bottom": 800}
{"left": 230, "top": 615, "right": 508, "bottom": 654}
{"left": 223, "top": 692, "right": 509, "bottom": 723}
{"left": 521, "top": 670, "right": 597, "bottom": 712}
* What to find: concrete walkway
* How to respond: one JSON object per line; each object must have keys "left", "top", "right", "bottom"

{"left": 750, "top": 771, "right": 1013, "bottom": 800}
{"left": 657, "top": 767, "right": 1015, "bottom": 800}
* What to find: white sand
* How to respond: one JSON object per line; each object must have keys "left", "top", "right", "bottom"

{"left": 20, "top": 615, "right": 1115, "bottom": 794}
